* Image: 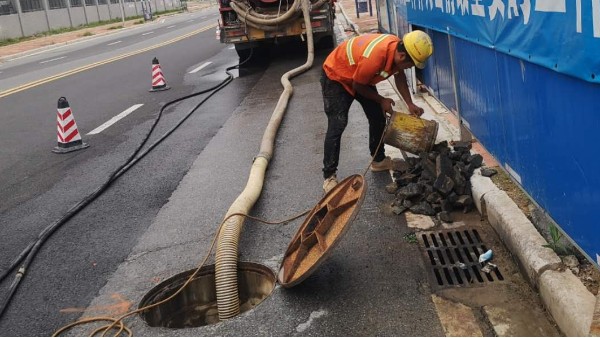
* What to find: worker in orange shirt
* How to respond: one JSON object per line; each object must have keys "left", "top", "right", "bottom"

{"left": 321, "top": 30, "right": 434, "bottom": 193}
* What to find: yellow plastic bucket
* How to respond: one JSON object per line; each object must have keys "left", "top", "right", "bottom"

{"left": 383, "top": 111, "right": 439, "bottom": 154}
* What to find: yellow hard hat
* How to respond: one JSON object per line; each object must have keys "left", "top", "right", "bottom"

{"left": 402, "top": 30, "right": 433, "bottom": 69}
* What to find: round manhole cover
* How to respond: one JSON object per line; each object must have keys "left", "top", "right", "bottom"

{"left": 139, "top": 262, "right": 275, "bottom": 328}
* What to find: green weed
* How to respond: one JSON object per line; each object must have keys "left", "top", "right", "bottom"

{"left": 543, "top": 224, "right": 569, "bottom": 255}
{"left": 403, "top": 232, "right": 418, "bottom": 244}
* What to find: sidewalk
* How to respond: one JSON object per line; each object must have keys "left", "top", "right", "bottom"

{"left": 333, "top": 0, "right": 598, "bottom": 336}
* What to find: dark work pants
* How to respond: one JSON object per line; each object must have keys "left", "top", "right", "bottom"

{"left": 321, "top": 70, "right": 386, "bottom": 179}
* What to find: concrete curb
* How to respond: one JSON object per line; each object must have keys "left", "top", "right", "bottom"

{"left": 466, "top": 129, "right": 596, "bottom": 337}
{"left": 539, "top": 269, "right": 596, "bottom": 336}
{"left": 471, "top": 172, "right": 562, "bottom": 285}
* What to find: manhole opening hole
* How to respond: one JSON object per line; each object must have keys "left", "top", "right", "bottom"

{"left": 139, "top": 262, "right": 275, "bottom": 328}
{"left": 417, "top": 228, "right": 504, "bottom": 288}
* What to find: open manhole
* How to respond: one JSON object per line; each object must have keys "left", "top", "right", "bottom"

{"left": 139, "top": 262, "right": 275, "bottom": 328}
{"left": 417, "top": 228, "right": 504, "bottom": 289}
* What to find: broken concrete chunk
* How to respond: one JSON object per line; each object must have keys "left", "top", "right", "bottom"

{"left": 397, "top": 183, "right": 423, "bottom": 198}
{"left": 438, "top": 211, "right": 453, "bottom": 223}
{"left": 421, "top": 158, "right": 436, "bottom": 180}
{"left": 452, "top": 141, "right": 472, "bottom": 152}
{"left": 455, "top": 195, "right": 473, "bottom": 208}
{"left": 436, "top": 153, "right": 454, "bottom": 178}
{"left": 410, "top": 201, "right": 436, "bottom": 216}
{"left": 395, "top": 159, "right": 409, "bottom": 172}
{"left": 447, "top": 192, "right": 458, "bottom": 204}
{"left": 385, "top": 181, "right": 399, "bottom": 194}
{"left": 406, "top": 157, "right": 419, "bottom": 167}
{"left": 441, "top": 199, "right": 453, "bottom": 212}
{"left": 461, "top": 153, "right": 470, "bottom": 164}
{"left": 408, "top": 166, "right": 423, "bottom": 176}
{"left": 432, "top": 141, "right": 449, "bottom": 153}
{"left": 480, "top": 167, "right": 498, "bottom": 177}
{"left": 449, "top": 151, "right": 462, "bottom": 161}
{"left": 468, "top": 154, "right": 484, "bottom": 168}
{"left": 433, "top": 174, "right": 454, "bottom": 196}
{"left": 464, "top": 181, "right": 472, "bottom": 196}
{"left": 392, "top": 205, "right": 408, "bottom": 215}
{"left": 426, "top": 192, "right": 442, "bottom": 204}
{"left": 396, "top": 173, "right": 418, "bottom": 185}
{"left": 465, "top": 163, "right": 475, "bottom": 175}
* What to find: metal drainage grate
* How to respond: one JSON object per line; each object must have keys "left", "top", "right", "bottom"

{"left": 418, "top": 228, "right": 504, "bottom": 288}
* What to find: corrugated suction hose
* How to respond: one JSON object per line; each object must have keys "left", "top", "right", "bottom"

{"left": 214, "top": 0, "right": 315, "bottom": 320}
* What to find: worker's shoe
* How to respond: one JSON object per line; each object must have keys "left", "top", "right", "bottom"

{"left": 371, "top": 156, "right": 393, "bottom": 172}
{"left": 323, "top": 175, "right": 338, "bottom": 194}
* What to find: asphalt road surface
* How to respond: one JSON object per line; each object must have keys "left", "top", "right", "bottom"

{"left": 0, "top": 7, "right": 272, "bottom": 336}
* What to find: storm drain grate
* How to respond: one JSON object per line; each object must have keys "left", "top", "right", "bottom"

{"left": 418, "top": 228, "right": 504, "bottom": 288}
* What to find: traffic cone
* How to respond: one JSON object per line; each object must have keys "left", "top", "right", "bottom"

{"left": 149, "top": 57, "right": 170, "bottom": 92}
{"left": 52, "top": 97, "right": 89, "bottom": 154}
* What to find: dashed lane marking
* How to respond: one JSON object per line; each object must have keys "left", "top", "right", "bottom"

{"left": 87, "top": 104, "right": 144, "bottom": 135}
{"left": 107, "top": 40, "right": 122, "bottom": 46}
{"left": 0, "top": 24, "right": 216, "bottom": 99}
{"left": 40, "top": 56, "right": 66, "bottom": 64}
{"left": 167, "top": 25, "right": 176, "bottom": 28}
{"left": 189, "top": 61, "right": 212, "bottom": 73}
{"left": 142, "top": 31, "right": 154, "bottom": 36}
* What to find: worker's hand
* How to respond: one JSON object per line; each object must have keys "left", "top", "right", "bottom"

{"left": 380, "top": 98, "right": 395, "bottom": 116}
{"left": 408, "top": 103, "right": 424, "bottom": 117}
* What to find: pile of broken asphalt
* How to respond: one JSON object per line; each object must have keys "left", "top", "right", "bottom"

{"left": 387, "top": 140, "right": 490, "bottom": 222}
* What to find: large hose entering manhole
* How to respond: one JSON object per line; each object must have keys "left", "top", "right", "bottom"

{"left": 214, "top": 0, "right": 315, "bottom": 320}
{"left": 139, "top": 262, "right": 276, "bottom": 328}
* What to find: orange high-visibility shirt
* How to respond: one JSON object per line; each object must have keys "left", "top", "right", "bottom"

{"left": 323, "top": 34, "right": 400, "bottom": 95}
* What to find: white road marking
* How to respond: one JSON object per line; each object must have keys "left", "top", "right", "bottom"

{"left": 167, "top": 25, "right": 176, "bottom": 28}
{"left": 107, "top": 40, "right": 122, "bottom": 46}
{"left": 87, "top": 104, "right": 144, "bottom": 135}
{"left": 40, "top": 56, "right": 66, "bottom": 64}
{"left": 189, "top": 61, "right": 212, "bottom": 74}
{"left": 229, "top": 46, "right": 235, "bottom": 49}
{"left": 142, "top": 31, "right": 154, "bottom": 36}
{"left": 187, "top": 19, "right": 195, "bottom": 22}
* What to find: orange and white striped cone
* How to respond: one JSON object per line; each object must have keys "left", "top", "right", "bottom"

{"left": 52, "top": 97, "right": 89, "bottom": 154}
{"left": 149, "top": 57, "right": 170, "bottom": 92}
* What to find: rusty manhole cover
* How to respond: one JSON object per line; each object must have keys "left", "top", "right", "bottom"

{"left": 417, "top": 228, "right": 504, "bottom": 289}
{"left": 278, "top": 174, "right": 366, "bottom": 288}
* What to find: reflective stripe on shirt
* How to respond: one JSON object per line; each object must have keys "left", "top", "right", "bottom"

{"left": 362, "top": 34, "right": 390, "bottom": 58}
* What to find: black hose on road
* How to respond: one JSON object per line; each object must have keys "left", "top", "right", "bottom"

{"left": 0, "top": 51, "right": 253, "bottom": 320}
